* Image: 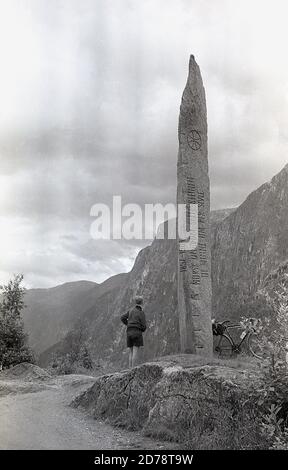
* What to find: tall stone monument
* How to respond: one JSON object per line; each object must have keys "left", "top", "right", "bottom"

{"left": 177, "top": 55, "right": 213, "bottom": 356}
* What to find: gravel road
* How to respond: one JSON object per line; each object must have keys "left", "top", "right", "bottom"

{"left": 0, "top": 373, "right": 178, "bottom": 450}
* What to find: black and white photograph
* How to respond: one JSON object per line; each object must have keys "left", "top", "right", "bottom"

{"left": 1, "top": 0, "right": 288, "bottom": 457}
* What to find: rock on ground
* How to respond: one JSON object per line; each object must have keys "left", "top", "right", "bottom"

{"left": 72, "top": 355, "right": 263, "bottom": 449}
{"left": 0, "top": 363, "right": 52, "bottom": 382}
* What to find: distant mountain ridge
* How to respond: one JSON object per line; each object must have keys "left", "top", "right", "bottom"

{"left": 23, "top": 274, "right": 127, "bottom": 354}
{"left": 36, "top": 208, "right": 234, "bottom": 366}
{"left": 27, "top": 164, "right": 288, "bottom": 367}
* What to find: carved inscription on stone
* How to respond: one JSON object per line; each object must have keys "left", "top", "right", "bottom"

{"left": 177, "top": 55, "right": 213, "bottom": 356}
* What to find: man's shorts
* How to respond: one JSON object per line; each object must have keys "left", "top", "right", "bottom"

{"left": 127, "top": 329, "right": 143, "bottom": 348}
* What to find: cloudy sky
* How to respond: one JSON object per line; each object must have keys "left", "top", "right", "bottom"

{"left": 1, "top": 0, "right": 288, "bottom": 288}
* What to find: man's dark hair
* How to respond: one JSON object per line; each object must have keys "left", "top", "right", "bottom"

{"left": 135, "top": 295, "right": 143, "bottom": 305}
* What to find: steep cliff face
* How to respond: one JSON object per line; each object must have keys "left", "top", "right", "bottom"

{"left": 212, "top": 164, "right": 288, "bottom": 320}
{"left": 210, "top": 208, "right": 235, "bottom": 232}
{"left": 108, "top": 236, "right": 178, "bottom": 366}
{"left": 37, "top": 164, "right": 288, "bottom": 366}
{"left": 262, "top": 259, "right": 288, "bottom": 295}
{"left": 39, "top": 209, "right": 232, "bottom": 366}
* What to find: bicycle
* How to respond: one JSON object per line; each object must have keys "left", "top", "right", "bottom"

{"left": 212, "top": 319, "right": 262, "bottom": 359}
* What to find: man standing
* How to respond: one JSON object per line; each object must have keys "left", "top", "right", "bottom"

{"left": 121, "top": 296, "right": 146, "bottom": 368}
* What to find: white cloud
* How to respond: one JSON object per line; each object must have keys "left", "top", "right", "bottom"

{"left": 1, "top": 0, "right": 288, "bottom": 286}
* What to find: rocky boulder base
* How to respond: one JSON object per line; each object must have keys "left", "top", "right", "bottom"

{"left": 0, "top": 362, "right": 52, "bottom": 382}
{"left": 72, "top": 355, "right": 265, "bottom": 449}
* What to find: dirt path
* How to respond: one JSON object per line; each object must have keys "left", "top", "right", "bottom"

{"left": 0, "top": 374, "right": 178, "bottom": 450}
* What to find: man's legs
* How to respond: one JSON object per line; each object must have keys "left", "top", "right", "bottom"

{"left": 128, "top": 347, "right": 133, "bottom": 368}
{"left": 132, "top": 346, "right": 139, "bottom": 367}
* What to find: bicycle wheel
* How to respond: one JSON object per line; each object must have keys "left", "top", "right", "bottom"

{"left": 247, "top": 332, "right": 262, "bottom": 359}
{"left": 214, "top": 334, "right": 234, "bottom": 358}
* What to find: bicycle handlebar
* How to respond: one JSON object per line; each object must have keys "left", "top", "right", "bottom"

{"left": 212, "top": 319, "right": 241, "bottom": 329}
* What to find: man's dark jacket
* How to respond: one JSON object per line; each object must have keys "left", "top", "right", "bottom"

{"left": 121, "top": 306, "right": 146, "bottom": 332}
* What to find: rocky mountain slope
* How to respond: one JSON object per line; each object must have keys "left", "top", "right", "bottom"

{"left": 38, "top": 209, "right": 233, "bottom": 367}
{"left": 212, "top": 163, "right": 288, "bottom": 321}
{"left": 33, "top": 163, "right": 288, "bottom": 367}
{"left": 262, "top": 258, "right": 288, "bottom": 295}
{"left": 39, "top": 235, "right": 178, "bottom": 367}
{"left": 24, "top": 274, "right": 127, "bottom": 354}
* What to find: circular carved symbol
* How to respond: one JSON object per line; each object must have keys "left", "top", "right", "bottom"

{"left": 187, "top": 130, "right": 202, "bottom": 151}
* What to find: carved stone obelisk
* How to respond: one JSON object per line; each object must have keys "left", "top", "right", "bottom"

{"left": 177, "top": 55, "right": 213, "bottom": 356}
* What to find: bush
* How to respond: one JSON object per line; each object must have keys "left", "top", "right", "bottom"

{"left": 0, "top": 275, "right": 34, "bottom": 369}
{"left": 244, "top": 280, "right": 288, "bottom": 449}
{"left": 50, "top": 328, "right": 94, "bottom": 375}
